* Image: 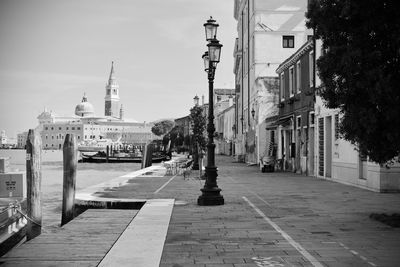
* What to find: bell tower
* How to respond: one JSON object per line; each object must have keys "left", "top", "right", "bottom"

{"left": 104, "top": 61, "right": 120, "bottom": 117}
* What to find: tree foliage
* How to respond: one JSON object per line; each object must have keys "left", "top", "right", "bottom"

{"left": 165, "top": 125, "right": 184, "bottom": 148}
{"left": 307, "top": 0, "right": 400, "bottom": 164}
{"left": 189, "top": 106, "right": 207, "bottom": 151}
{"left": 184, "top": 134, "right": 191, "bottom": 148}
{"left": 151, "top": 120, "right": 175, "bottom": 137}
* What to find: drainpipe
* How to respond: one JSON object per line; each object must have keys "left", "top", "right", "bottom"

{"left": 241, "top": 10, "right": 244, "bottom": 135}
{"left": 247, "top": 0, "right": 251, "bottom": 128}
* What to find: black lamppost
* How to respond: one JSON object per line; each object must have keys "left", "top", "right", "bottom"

{"left": 198, "top": 16, "right": 224, "bottom": 206}
{"left": 192, "top": 95, "right": 200, "bottom": 170}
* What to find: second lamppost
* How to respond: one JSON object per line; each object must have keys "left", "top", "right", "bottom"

{"left": 197, "top": 17, "right": 224, "bottom": 206}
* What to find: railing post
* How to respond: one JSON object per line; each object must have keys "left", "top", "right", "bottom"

{"left": 61, "top": 134, "right": 77, "bottom": 226}
{"left": 26, "top": 129, "right": 42, "bottom": 240}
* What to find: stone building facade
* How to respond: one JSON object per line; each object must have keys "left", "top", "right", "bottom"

{"left": 233, "top": 0, "right": 312, "bottom": 164}
{"left": 276, "top": 40, "right": 315, "bottom": 175}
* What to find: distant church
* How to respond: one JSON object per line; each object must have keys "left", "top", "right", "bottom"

{"left": 18, "top": 62, "right": 159, "bottom": 150}
{"left": 74, "top": 61, "right": 124, "bottom": 120}
{"left": 104, "top": 61, "right": 121, "bottom": 118}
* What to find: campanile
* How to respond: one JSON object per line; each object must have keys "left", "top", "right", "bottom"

{"left": 104, "top": 61, "right": 120, "bottom": 117}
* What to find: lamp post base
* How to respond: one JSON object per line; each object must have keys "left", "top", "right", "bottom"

{"left": 197, "top": 188, "right": 224, "bottom": 206}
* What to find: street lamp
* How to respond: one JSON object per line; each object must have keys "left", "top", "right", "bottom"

{"left": 202, "top": 52, "right": 210, "bottom": 72}
{"left": 207, "top": 39, "right": 222, "bottom": 64}
{"left": 204, "top": 16, "right": 219, "bottom": 41}
{"left": 198, "top": 16, "right": 224, "bottom": 206}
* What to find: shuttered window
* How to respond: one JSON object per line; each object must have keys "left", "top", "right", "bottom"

{"left": 318, "top": 118, "right": 324, "bottom": 176}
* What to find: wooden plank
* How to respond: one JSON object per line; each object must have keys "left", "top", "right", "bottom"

{"left": 0, "top": 260, "right": 98, "bottom": 267}
{"left": 27, "top": 235, "right": 119, "bottom": 244}
{"left": 1, "top": 209, "right": 139, "bottom": 265}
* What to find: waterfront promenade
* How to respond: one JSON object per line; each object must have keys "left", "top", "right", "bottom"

{"left": 2, "top": 154, "right": 400, "bottom": 266}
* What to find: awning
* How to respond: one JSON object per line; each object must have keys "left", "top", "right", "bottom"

{"left": 264, "top": 115, "right": 278, "bottom": 130}
{"left": 278, "top": 118, "right": 292, "bottom": 127}
{"left": 265, "top": 122, "right": 278, "bottom": 130}
{"left": 264, "top": 115, "right": 293, "bottom": 130}
{"left": 277, "top": 115, "right": 293, "bottom": 127}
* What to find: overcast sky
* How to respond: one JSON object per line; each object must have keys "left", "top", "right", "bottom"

{"left": 0, "top": 0, "right": 236, "bottom": 137}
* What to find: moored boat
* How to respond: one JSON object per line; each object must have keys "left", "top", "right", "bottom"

{"left": 78, "top": 137, "right": 122, "bottom": 153}
{"left": 79, "top": 151, "right": 169, "bottom": 163}
{"left": 0, "top": 200, "right": 27, "bottom": 257}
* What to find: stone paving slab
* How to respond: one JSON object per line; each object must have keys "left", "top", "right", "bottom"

{"left": 99, "top": 199, "right": 174, "bottom": 267}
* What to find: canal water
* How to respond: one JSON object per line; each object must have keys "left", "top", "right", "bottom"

{"left": 0, "top": 149, "right": 141, "bottom": 232}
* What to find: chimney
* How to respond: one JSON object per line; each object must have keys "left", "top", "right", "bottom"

{"left": 194, "top": 95, "right": 199, "bottom": 106}
{"left": 202, "top": 95, "right": 205, "bottom": 105}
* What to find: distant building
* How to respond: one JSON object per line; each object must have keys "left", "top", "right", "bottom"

{"left": 17, "top": 132, "right": 28, "bottom": 149}
{"left": 18, "top": 62, "right": 159, "bottom": 150}
{"left": 175, "top": 115, "right": 190, "bottom": 138}
{"left": 215, "top": 102, "right": 235, "bottom": 156}
{"left": 214, "top": 89, "right": 235, "bottom": 115}
{"left": 0, "top": 130, "right": 7, "bottom": 146}
{"left": 214, "top": 89, "right": 235, "bottom": 105}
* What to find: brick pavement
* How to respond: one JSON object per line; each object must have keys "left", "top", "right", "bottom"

{"left": 155, "top": 155, "right": 400, "bottom": 267}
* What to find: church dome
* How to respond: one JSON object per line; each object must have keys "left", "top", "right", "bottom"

{"left": 75, "top": 93, "right": 95, "bottom": 117}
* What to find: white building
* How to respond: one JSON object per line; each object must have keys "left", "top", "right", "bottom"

{"left": 20, "top": 62, "right": 158, "bottom": 150}
{"left": 17, "top": 132, "right": 28, "bottom": 149}
{"left": 233, "top": 0, "right": 312, "bottom": 164}
{"left": 215, "top": 102, "right": 236, "bottom": 156}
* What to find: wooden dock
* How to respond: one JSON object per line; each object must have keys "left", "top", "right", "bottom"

{"left": 0, "top": 209, "right": 138, "bottom": 267}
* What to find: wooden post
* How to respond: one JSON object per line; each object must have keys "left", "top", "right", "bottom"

{"left": 106, "top": 145, "right": 109, "bottom": 163}
{"left": 145, "top": 144, "right": 153, "bottom": 168}
{"left": 61, "top": 134, "right": 77, "bottom": 226}
{"left": 26, "top": 129, "right": 42, "bottom": 240}
{"left": 141, "top": 144, "right": 148, "bottom": 169}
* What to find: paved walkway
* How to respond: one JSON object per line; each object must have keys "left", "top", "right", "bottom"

{"left": 3, "top": 155, "right": 400, "bottom": 266}
{"left": 156, "top": 155, "right": 400, "bottom": 267}
{"left": 77, "top": 154, "right": 400, "bottom": 266}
